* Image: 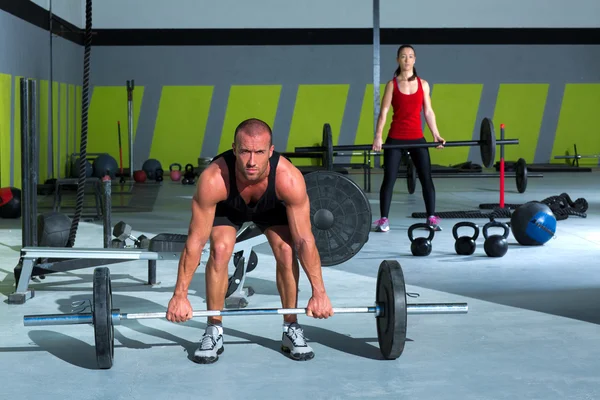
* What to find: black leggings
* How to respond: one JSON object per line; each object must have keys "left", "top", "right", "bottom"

{"left": 379, "top": 137, "right": 436, "bottom": 218}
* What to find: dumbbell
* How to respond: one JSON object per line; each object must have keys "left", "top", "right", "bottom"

{"left": 113, "top": 221, "right": 149, "bottom": 248}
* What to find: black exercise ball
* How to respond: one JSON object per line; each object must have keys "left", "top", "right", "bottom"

{"left": 72, "top": 158, "right": 93, "bottom": 178}
{"left": 142, "top": 159, "right": 163, "bottom": 180}
{"left": 37, "top": 212, "right": 72, "bottom": 247}
{"left": 92, "top": 154, "right": 119, "bottom": 179}
{"left": 510, "top": 201, "right": 557, "bottom": 246}
{"left": 0, "top": 187, "right": 21, "bottom": 219}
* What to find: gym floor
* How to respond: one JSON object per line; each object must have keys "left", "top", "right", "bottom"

{"left": 1, "top": 170, "right": 599, "bottom": 400}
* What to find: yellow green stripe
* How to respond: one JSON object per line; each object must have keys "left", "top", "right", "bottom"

{"left": 76, "top": 86, "right": 82, "bottom": 148}
{"left": 60, "top": 83, "right": 68, "bottom": 178}
{"left": 492, "top": 84, "right": 548, "bottom": 163}
{"left": 87, "top": 85, "right": 145, "bottom": 165}
{"left": 552, "top": 84, "right": 600, "bottom": 165}
{"left": 0, "top": 73, "right": 11, "bottom": 187}
{"left": 39, "top": 80, "right": 49, "bottom": 182}
{"left": 149, "top": 86, "right": 214, "bottom": 169}
{"left": 68, "top": 84, "right": 76, "bottom": 158}
{"left": 287, "top": 84, "right": 349, "bottom": 166}
{"left": 425, "top": 84, "right": 483, "bottom": 167}
{"left": 218, "top": 85, "right": 281, "bottom": 155}
{"left": 354, "top": 84, "right": 391, "bottom": 165}
{"left": 12, "top": 76, "right": 23, "bottom": 188}
{"left": 52, "top": 81, "right": 59, "bottom": 179}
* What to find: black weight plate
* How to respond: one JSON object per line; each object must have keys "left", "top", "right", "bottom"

{"left": 376, "top": 260, "right": 407, "bottom": 359}
{"left": 93, "top": 267, "right": 114, "bottom": 369}
{"left": 406, "top": 159, "right": 416, "bottom": 194}
{"left": 479, "top": 118, "right": 496, "bottom": 168}
{"left": 246, "top": 250, "right": 258, "bottom": 273}
{"left": 226, "top": 255, "right": 246, "bottom": 297}
{"left": 516, "top": 158, "right": 528, "bottom": 193}
{"left": 322, "top": 123, "right": 334, "bottom": 171}
{"left": 305, "top": 171, "right": 371, "bottom": 266}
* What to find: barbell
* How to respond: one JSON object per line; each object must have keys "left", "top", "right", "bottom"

{"left": 295, "top": 117, "right": 519, "bottom": 169}
{"left": 23, "top": 260, "right": 468, "bottom": 369}
{"left": 405, "top": 157, "right": 537, "bottom": 194}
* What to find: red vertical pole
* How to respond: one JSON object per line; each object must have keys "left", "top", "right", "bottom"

{"left": 499, "top": 123, "right": 505, "bottom": 208}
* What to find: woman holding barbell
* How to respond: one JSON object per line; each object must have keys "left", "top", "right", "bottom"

{"left": 372, "top": 44, "right": 445, "bottom": 232}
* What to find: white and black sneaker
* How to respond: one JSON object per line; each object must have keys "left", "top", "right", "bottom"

{"left": 281, "top": 322, "right": 314, "bottom": 361}
{"left": 193, "top": 324, "right": 224, "bottom": 364}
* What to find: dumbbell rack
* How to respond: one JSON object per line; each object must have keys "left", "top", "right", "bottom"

{"left": 9, "top": 223, "right": 268, "bottom": 305}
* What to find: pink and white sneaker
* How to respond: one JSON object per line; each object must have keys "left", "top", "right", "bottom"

{"left": 374, "top": 218, "right": 390, "bottom": 232}
{"left": 427, "top": 215, "right": 442, "bottom": 231}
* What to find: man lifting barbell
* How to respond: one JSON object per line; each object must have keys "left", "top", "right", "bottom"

{"left": 166, "top": 118, "right": 334, "bottom": 364}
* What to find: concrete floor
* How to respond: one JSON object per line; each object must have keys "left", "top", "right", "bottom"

{"left": 1, "top": 168, "right": 599, "bottom": 400}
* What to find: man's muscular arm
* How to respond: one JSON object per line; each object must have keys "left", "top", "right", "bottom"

{"left": 277, "top": 162, "right": 326, "bottom": 296}
{"left": 172, "top": 166, "right": 224, "bottom": 298}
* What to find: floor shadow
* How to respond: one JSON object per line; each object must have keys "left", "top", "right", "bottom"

{"left": 27, "top": 330, "right": 99, "bottom": 370}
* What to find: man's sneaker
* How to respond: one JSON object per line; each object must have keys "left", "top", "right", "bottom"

{"left": 193, "top": 324, "right": 224, "bottom": 364}
{"left": 281, "top": 322, "right": 314, "bottom": 361}
{"left": 374, "top": 218, "right": 390, "bottom": 232}
{"left": 427, "top": 215, "right": 442, "bottom": 232}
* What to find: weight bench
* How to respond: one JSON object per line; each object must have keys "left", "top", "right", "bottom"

{"left": 10, "top": 222, "right": 268, "bottom": 306}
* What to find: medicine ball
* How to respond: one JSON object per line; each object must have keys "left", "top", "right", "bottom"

{"left": 37, "top": 212, "right": 72, "bottom": 247}
{"left": 142, "top": 159, "right": 163, "bottom": 180}
{"left": 71, "top": 158, "right": 93, "bottom": 178}
{"left": 0, "top": 187, "right": 21, "bottom": 219}
{"left": 510, "top": 201, "right": 557, "bottom": 246}
{"left": 92, "top": 154, "right": 119, "bottom": 179}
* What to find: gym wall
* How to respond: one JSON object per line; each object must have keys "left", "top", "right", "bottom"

{"left": 0, "top": 4, "right": 83, "bottom": 189}
{"left": 82, "top": 0, "right": 600, "bottom": 171}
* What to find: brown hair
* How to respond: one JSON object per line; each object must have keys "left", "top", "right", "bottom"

{"left": 394, "top": 44, "right": 417, "bottom": 81}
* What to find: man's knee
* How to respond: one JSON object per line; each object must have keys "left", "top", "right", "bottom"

{"left": 274, "top": 240, "right": 295, "bottom": 264}
{"left": 209, "top": 240, "right": 235, "bottom": 269}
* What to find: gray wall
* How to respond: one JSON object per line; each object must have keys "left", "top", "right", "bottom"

{"left": 89, "top": 44, "right": 600, "bottom": 167}
{"left": 90, "top": 0, "right": 600, "bottom": 29}
{"left": 0, "top": 9, "right": 83, "bottom": 186}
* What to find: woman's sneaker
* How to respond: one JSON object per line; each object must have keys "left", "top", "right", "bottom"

{"left": 281, "top": 322, "right": 314, "bottom": 361}
{"left": 427, "top": 216, "right": 442, "bottom": 231}
{"left": 193, "top": 324, "right": 224, "bottom": 364}
{"left": 374, "top": 218, "right": 390, "bottom": 232}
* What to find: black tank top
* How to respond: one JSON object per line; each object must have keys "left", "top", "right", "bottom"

{"left": 211, "top": 149, "right": 284, "bottom": 217}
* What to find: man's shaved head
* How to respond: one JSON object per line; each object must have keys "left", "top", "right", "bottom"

{"left": 234, "top": 118, "right": 273, "bottom": 146}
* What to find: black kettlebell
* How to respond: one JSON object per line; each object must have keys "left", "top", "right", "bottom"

{"left": 483, "top": 220, "right": 510, "bottom": 257}
{"left": 155, "top": 168, "right": 164, "bottom": 182}
{"left": 182, "top": 163, "right": 196, "bottom": 185}
{"left": 408, "top": 223, "right": 435, "bottom": 256}
{"left": 452, "top": 221, "right": 479, "bottom": 255}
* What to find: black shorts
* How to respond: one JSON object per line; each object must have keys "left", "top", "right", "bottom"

{"left": 213, "top": 203, "right": 289, "bottom": 233}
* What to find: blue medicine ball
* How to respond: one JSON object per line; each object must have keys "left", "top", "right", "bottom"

{"left": 510, "top": 201, "right": 557, "bottom": 246}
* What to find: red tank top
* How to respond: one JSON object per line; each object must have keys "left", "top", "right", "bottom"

{"left": 388, "top": 76, "right": 424, "bottom": 140}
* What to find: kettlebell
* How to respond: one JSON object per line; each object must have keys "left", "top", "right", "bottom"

{"left": 452, "top": 221, "right": 479, "bottom": 255}
{"left": 182, "top": 163, "right": 196, "bottom": 185}
{"left": 170, "top": 163, "right": 182, "bottom": 181}
{"left": 155, "top": 168, "right": 164, "bottom": 182}
{"left": 408, "top": 223, "right": 435, "bottom": 256}
{"left": 482, "top": 220, "right": 510, "bottom": 257}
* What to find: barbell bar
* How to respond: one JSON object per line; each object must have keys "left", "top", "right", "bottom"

{"left": 295, "top": 117, "right": 519, "bottom": 169}
{"left": 23, "top": 261, "right": 468, "bottom": 369}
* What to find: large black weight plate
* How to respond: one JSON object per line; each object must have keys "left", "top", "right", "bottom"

{"left": 376, "top": 260, "right": 407, "bottom": 359}
{"left": 93, "top": 267, "right": 114, "bottom": 369}
{"left": 479, "top": 118, "right": 496, "bottom": 168}
{"left": 516, "top": 158, "right": 528, "bottom": 193}
{"left": 406, "top": 159, "right": 416, "bottom": 194}
{"left": 322, "top": 123, "right": 334, "bottom": 171}
{"left": 305, "top": 171, "right": 371, "bottom": 266}
{"left": 227, "top": 255, "right": 246, "bottom": 297}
